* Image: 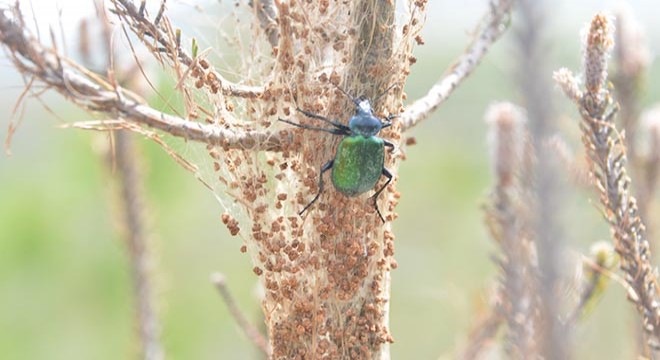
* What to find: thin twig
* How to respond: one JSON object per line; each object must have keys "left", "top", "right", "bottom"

{"left": 4, "top": 75, "right": 33, "bottom": 155}
{"left": 0, "top": 7, "right": 286, "bottom": 151}
{"left": 111, "top": 0, "right": 265, "bottom": 98}
{"left": 211, "top": 273, "right": 271, "bottom": 357}
{"left": 400, "top": 0, "right": 513, "bottom": 131}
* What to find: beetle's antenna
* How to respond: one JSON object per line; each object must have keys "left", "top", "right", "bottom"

{"left": 331, "top": 83, "right": 359, "bottom": 105}
{"left": 278, "top": 118, "right": 349, "bottom": 136}
{"left": 373, "top": 83, "right": 399, "bottom": 105}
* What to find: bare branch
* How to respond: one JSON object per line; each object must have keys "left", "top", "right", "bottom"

{"left": 0, "top": 7, "right": 286, "bottom": 151}
{"left": 111, "top": 0, "right": 265, "bottom": 98}
{"left": 400, "top": 0, "right": 513, "bottom": 131}
{"left": 211, "top": 273, "right": 271, "bottom": 357}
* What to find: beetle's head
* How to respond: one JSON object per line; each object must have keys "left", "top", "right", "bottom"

{"left": 355, "top": 96, "right": 373, "bottom": 116}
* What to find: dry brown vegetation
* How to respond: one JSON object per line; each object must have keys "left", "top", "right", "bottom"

{"left": 3, "top": 0, "right": 660, "bottom": 359}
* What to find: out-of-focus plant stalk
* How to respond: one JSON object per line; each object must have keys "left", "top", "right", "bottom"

{"left": 516, "top": 0, "right": 568, "bottom": 358}
{"left": 484, "top": 102, "right": 539, "bottom": 359}
{"left": 555, "top": 13, "right": 660, "bottom": 352}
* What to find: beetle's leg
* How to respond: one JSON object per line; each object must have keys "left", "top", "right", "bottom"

{"left": 386, "top": 114, "right": 399, "bottom": 121}
{"left": 300, "top": 160, "right": 334, "bottom": 216}
{"left": 296, "top": 108, "right": 351, "bottom": 132}
{"left": 381, "top": 114, "right": 399, "bottom": 129}
{"left": 372, "top": 168, "right": 393, "bottom": 223}
{"left": 383, "top": 140, "right": 396, "bottom": 154}
{"left": 278, "top": 118, "right": 348, "bottom": 136}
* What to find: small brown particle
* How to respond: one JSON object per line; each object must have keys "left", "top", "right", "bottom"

{"left": 253, "top": 267, "right": 263, "bottom": 276}
{"left": 415, "top": 35, "right": 425, "bottom": 45}
{"left": 206, "top": 71, "right": 217, "bottom": 82}
{"left": 240, "top": 245, "right": 247, "bottom": 253}
{"left": 296, "top": 324, "right": 306, "bottom": 335}
{"left": 405, "top": 137, "right": 417, "bottom": 146}
{"left": 221, "top": 213, "right": 240, "bottom": 236}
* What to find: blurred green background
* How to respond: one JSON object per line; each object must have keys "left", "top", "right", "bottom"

{"left": 1, "top": 1, "right": 659, "bottom": 359}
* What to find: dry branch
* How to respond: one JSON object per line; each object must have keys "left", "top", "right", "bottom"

{"left": 112, "top": 0, "right": 265, "bottom": 98}
{"left": 400, "top": 0, "right": 514, "bottom": 131}
{"left": 0, "top": 7, "right": 285, "bottom": 151}
{"left": 555, "top": 13, "right": 660, "bottom": 351}
{"left": 212, "top": 273, "right": 271, "bottom": 357}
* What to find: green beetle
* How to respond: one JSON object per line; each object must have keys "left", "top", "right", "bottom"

{"left": 279, "top": 85, "right": 397, "bottom": 222}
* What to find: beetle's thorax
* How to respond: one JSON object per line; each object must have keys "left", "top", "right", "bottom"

{"left": 349, "top": 99, "right": 382, "bottom": 137}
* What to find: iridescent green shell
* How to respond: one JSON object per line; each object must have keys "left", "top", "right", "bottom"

{"left": 331, "top": 135, "right": 384, "bottom": 196}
